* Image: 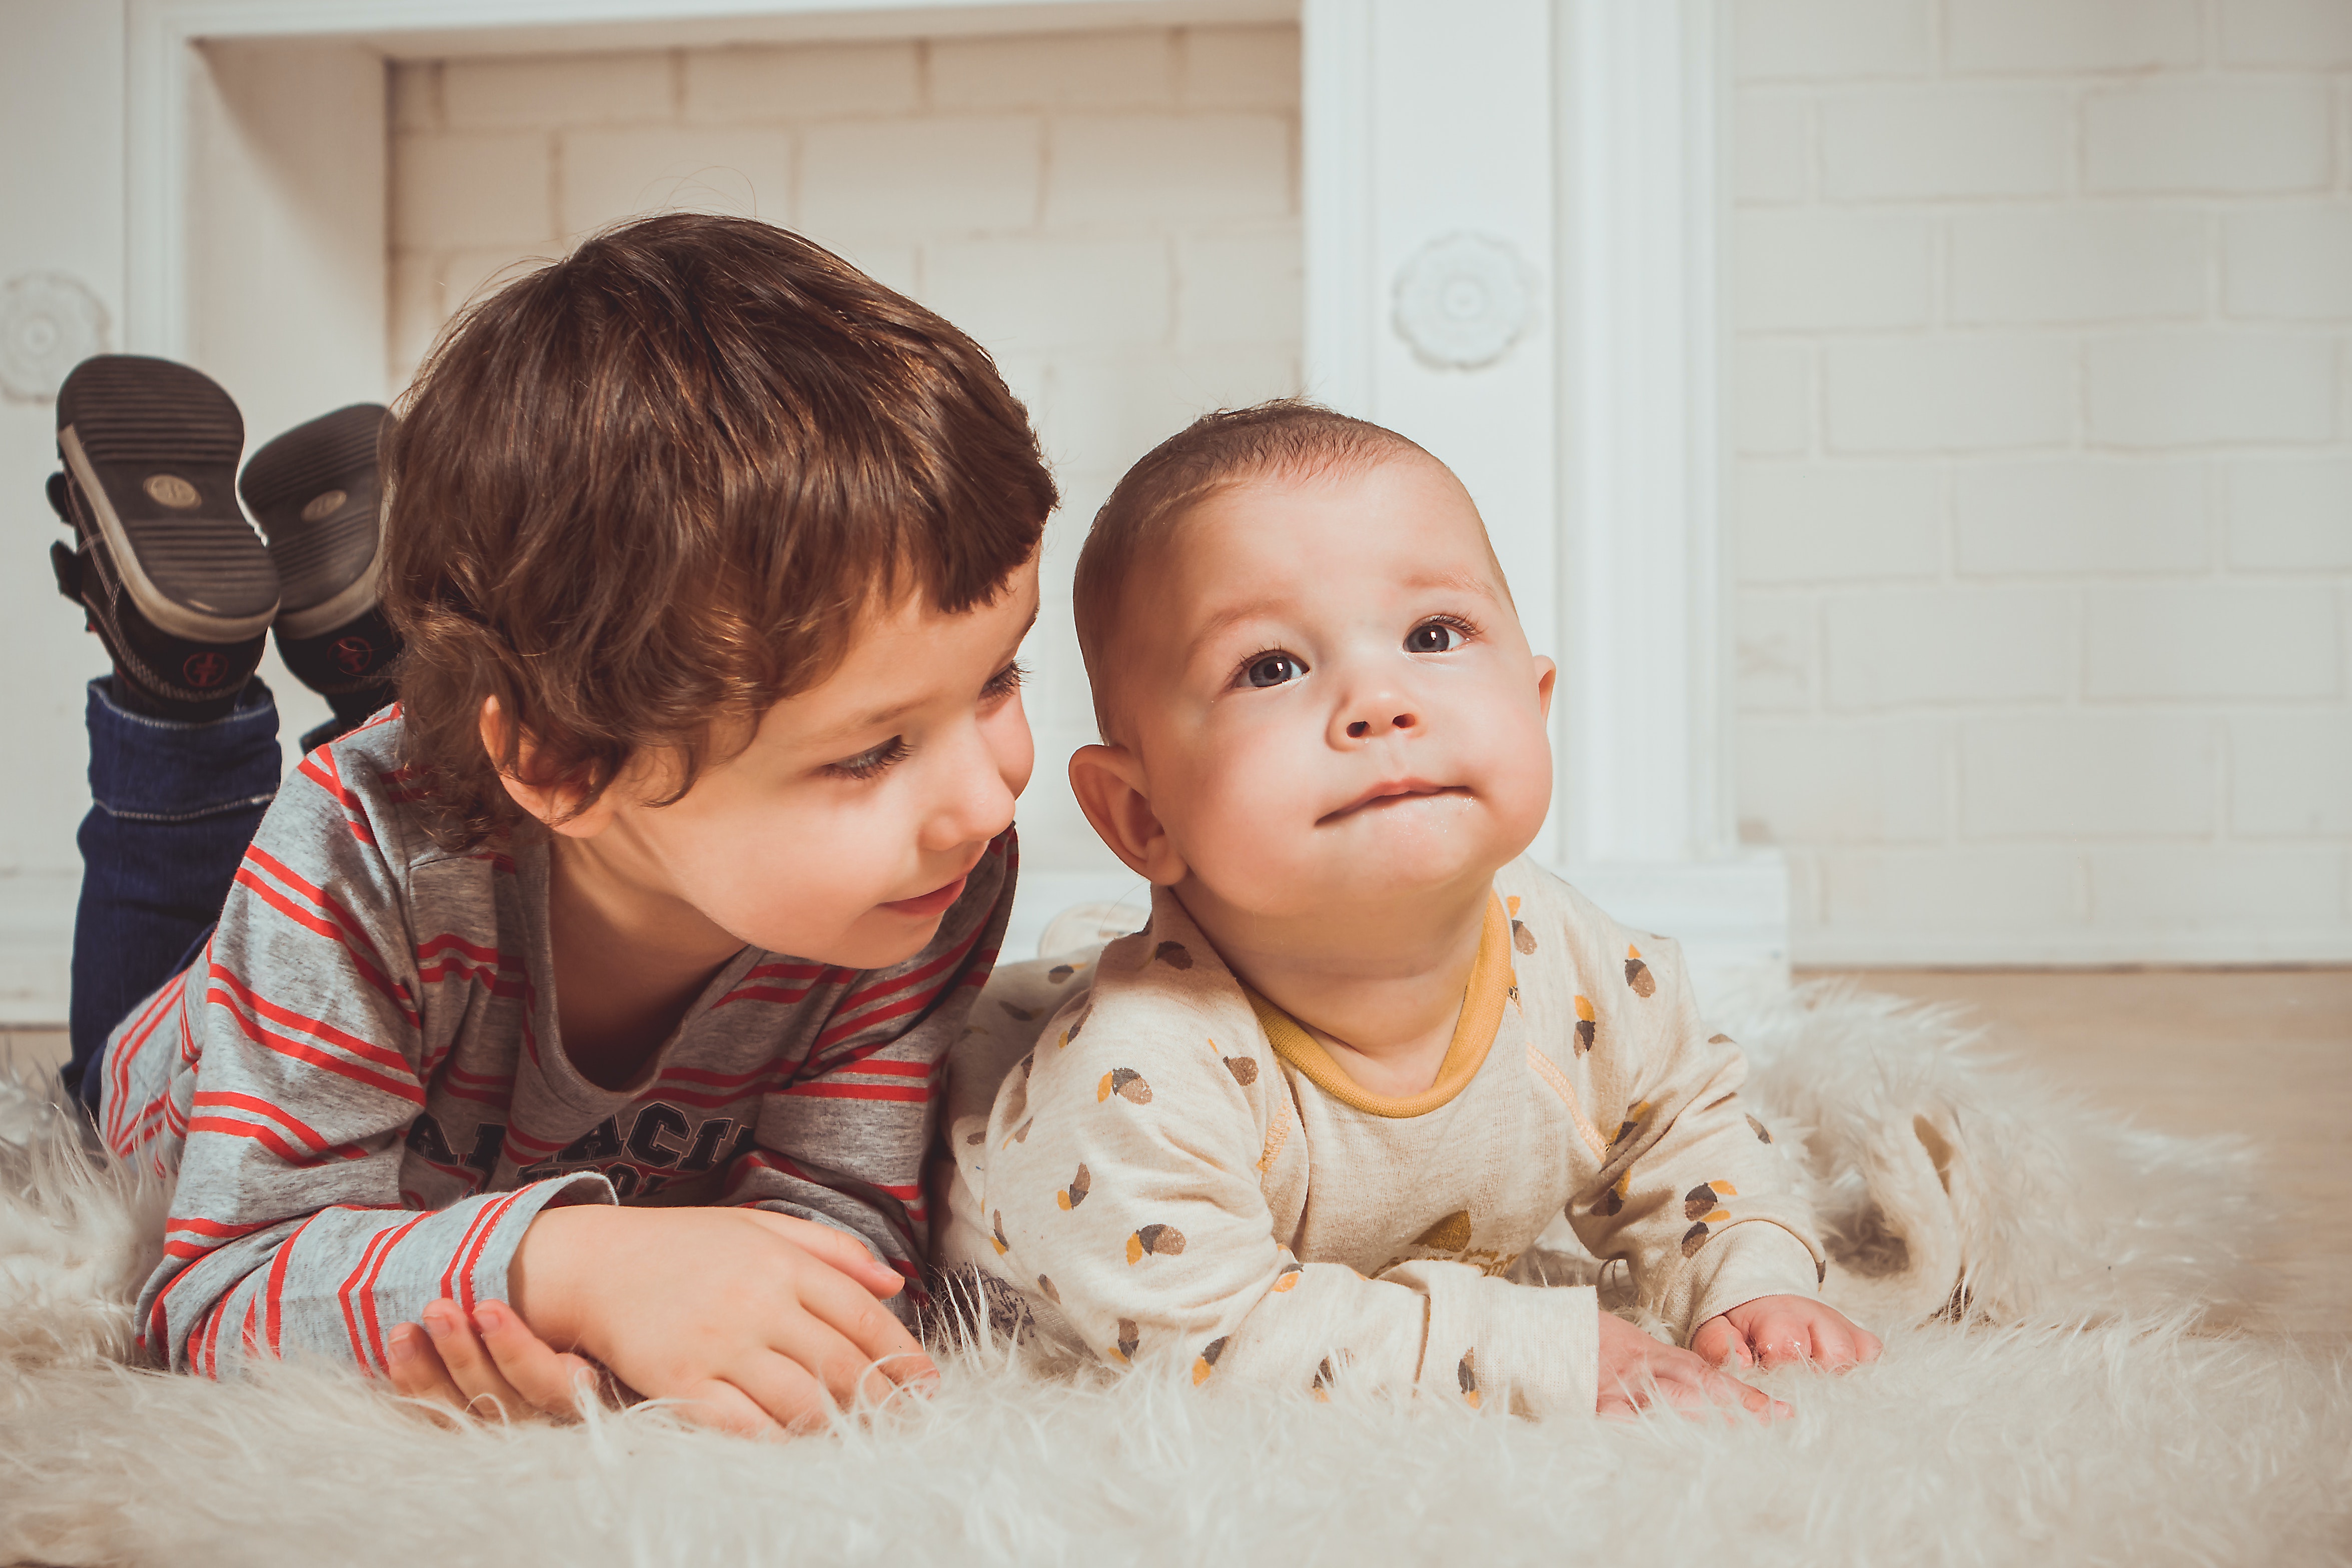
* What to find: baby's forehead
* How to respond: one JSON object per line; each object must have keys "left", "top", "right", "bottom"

{"left": 1148, "top": 459, "right": 1506, "bottom": 613}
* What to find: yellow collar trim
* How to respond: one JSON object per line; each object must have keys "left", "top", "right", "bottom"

{"left": 1245, "top": 894, "right": 1511, "bottom": 1119}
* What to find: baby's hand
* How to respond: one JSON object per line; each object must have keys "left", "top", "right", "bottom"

{"left": 1690, "top": 1294, "right": 1881, "bottom": 1372}
{"left": 1595, "top": 1309, "right": 1790, "bottom": 1422}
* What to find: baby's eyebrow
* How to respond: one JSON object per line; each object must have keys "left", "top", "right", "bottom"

{"left": 1402, "top": 566, "right": 1505, "bottom": 602}
{"left": 1185, "top": 595, "right": 1292, "bottom": 662}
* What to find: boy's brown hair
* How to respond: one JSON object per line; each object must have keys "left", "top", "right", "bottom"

{"left": 1071, "top": 399, "right": 1421, "bottom": 741}
{"left": 381, "top": 214, "right": 1057, "bottom": 849}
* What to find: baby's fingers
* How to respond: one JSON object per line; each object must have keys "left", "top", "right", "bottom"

{"left": 1689, "top": 1314, "right": 1752, "bottom": 1369}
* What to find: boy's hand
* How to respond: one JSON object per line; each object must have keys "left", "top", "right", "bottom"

{"left": 1690, "top": 1294, "right": 1882, "bottom": 1372}
{"left": 387, "top": 1298, "right": 606, "bottom": 1421}
{"left": 509, "top": 1204, "right": 939, "bottom": 1436}
{"left": 1596, "top": 1309, "right": 1790, "bottom": 1422}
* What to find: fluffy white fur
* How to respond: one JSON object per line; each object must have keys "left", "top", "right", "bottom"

{"left": 3, "top": 985, "right": 2345, "bottom": 1566}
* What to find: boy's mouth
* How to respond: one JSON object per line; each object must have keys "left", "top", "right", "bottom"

{"left": 1317, "top": 779, "right": 1471, "bottom": 825}
{"left": 881, "top": 873, "right": 969, "bottom": 918}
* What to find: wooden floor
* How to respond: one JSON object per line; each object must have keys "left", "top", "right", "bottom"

{"left": 11, "top": 968, "right": 2348, "bottom": 1342}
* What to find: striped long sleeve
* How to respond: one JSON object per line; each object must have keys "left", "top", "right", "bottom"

{"left": 106, "top": 711, "right": 1010, "bottom": 1377}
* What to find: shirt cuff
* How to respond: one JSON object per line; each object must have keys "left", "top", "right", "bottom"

{"left": 1400, "top": 1260, "right": 1599, "bottom": 1418}
{"left": 1683, "top": 1219, "right": 1825, "bottom": 1335}
{"left": 460, "top": 1172, "right": 615, "bottom": 1314}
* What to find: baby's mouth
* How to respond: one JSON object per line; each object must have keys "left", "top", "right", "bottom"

{"left": 1317, "top": 780, "right": 1472, "bottom": 825}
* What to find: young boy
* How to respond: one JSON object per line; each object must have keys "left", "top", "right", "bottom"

{"left": 50, "top": 214, "right": 1057, "bottom": 1434}
{"left": 940, "top": 402, "right": 1878, "bottom": 1419}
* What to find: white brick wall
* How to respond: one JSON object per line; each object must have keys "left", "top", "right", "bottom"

{"left": 1732, "top": 0, "right": 2352, "bottom": 963}
{"left": 389, "top": 27, "right": 1301, "bottom": 888}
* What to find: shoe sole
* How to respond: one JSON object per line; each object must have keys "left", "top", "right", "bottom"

{"left": 56, "top": 357, "right": 279, "bottom": 643}
{"left": 239, "top": 404, "right": 388, "bottom": 641}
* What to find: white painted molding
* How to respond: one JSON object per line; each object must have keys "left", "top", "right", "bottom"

{"left": 1554, "top": 0, "right": 1737, "bottom": 869}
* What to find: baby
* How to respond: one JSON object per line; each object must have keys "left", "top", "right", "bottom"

{"left": 940, "top": 402, "right": 1878, "bottom": 1418}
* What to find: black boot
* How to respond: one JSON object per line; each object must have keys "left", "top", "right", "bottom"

{"left": 239, "top": 403, "right": 403, "bottom": 747}
{"left": 49, "top": 356, "right": 278, "bottom": 722}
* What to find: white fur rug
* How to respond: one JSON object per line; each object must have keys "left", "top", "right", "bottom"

{"left": 4, "top": 984, "right": 2347, "bottom": 1566}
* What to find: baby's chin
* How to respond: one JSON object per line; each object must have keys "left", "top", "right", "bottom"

{"left": 1196, "top": 813, "right": 1524, "bottom": 920}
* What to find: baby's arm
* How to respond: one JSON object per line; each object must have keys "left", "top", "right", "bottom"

{"left": 1565, "top": 937, "right": 1872, "bottom": 1366}
{"left": 970, "top": 1013, "right": 1599, "bottom": 1414}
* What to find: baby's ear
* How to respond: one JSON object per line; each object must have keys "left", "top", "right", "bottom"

{"left": 1068, "top": 745, "right": 1186, "bottom": 885}
{"left": 478, "top": 695, "right": 616, "bottom": 838}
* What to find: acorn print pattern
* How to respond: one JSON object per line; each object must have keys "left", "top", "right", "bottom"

{"left": 1684, "top": 1180, "right": 1737, "bottom": 1220}
{"left": 1574, "top": 994, "right": 1597, "bottom": 1055}
{"left": 1056, "top": 1163, "right": 1091, "bottom": 1209}
{"left": 1512, "top": 919, "right": 1538, "bottom": 955}
{"left": 1271, "top": 1262, "right": 1303, "bottom": 1292}
{"left": 1414, "top": 1210, "right": 1474, "bottom": 1254}
{"left": 1608, "top": 1100, "right": 1652, "bottom": 1153}
{"left": 1037, "top": 1274, "right": 1060, "bottom": 1304}
{"left": 1002, "top": 1117, "right": 1033, "bottom": 1150}
{"left": 1127, "top": 1223, "right": 1186, "bottom": 1263}
{"left": 1747, "top": 1113, "right": 1773, "bottom": 1144}
{"left": 1153, "top": 940, "right": 1193, "bottom": 970}
{"left": 990, "top": 1211, "right": 1009, "bottom": 1255}
{"left": 1458, "top": 1348, "right": 1480, "bottom": 1408}
{"left": 1596, "top": 1170, "right": 1629, "bottom": 1217}
{"left": 1193, "top": 1335, "right": 1229, "bottom": 1385}
{"left": 1098, "top": 1068, "right": 1152, "bottom": 1104}
{"left": 1110, "top": 1318, "right": 1140, "bottom": 1363}
{"left": 1224, "top": 1055, "right": 1260, "bottom": 1087}
{"left": 1681, "top": 1180, "right": 1733, "bottom": 1256}
{"left": 1624, "top": 945, "right": 1656, "bottom": 997}
{"left": 1048, "top": 963, "right": 1077, "bottom": 983}
{"left": 1314, "top": 1356, "right": 1336, "bottom": 1400}
{"left": 999, "top": 1001, "right": 1038, "bottom": 1022}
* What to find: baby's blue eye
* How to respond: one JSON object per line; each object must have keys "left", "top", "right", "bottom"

{"left": 1406, "top": 621, "right": 1464, "bottom": 653}
{"left": 1246, "top": 652, "right": 1306, "bottom": 688}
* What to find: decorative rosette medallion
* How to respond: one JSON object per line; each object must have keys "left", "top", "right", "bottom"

{"left": 0, "top": 273, "right": 109, "bottom": 403}
{"left": 1391, "top": 234, "right": 1537, "bottom": 372}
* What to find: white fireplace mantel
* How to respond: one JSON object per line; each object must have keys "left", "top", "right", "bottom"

{"left": 76, "top": 0, "right": 1783, "bottom": 1014}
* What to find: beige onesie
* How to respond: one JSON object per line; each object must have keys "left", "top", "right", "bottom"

{"left": 939, "top": 858, "right": 1824, "bottom": 1416}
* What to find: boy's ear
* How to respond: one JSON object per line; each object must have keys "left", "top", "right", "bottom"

{"left": 479, "top": 696, "right": 616, "bottom": 839}
{"left": 1533, "top": 654, "right": 1556, "bottom": 721}
{"left": 1068, "top": 744, "right": 1188, "bottom": 886}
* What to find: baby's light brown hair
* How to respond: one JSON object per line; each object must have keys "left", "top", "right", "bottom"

{"left": 1071, "top": 400, "right": 1428, "bottom": 742}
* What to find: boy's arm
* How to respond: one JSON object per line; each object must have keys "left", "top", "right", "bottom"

{"left": 723, "top": 832, "right": 1015, "bottom": 1304}
{"left": 970, "top": 996, "right": 1598, "bottom": 1416}
{"left": 126, "top": 757, "right": 614, "bottom": 1378}
{"left": 1563, "top": 936, "right": 1826, "bottom": 1340}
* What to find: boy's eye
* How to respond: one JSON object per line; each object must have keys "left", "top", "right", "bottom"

{"left": 825, "top": 736, "right": 909, "bottom": 781}
{"left": 1244, "top": 652, "right": 1307, "bottom": 689}
{"left": 1406, "top": 621, "right": 1466, "bottom": 654}
{"left": 981, "top": 659, "right": 1027, "bottom": 701}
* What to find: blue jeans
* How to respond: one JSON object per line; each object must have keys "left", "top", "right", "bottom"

{"left": 66, "top": 677, "right": 285, "bottom": 1114}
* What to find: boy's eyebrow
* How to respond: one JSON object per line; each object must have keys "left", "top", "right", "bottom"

{"left": 814, "top": 604, "right": 1040, "bottom": 742}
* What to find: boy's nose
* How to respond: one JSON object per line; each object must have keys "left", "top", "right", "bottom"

{"left": 1342, "top": 709, "right": 1418, "bottom": 741}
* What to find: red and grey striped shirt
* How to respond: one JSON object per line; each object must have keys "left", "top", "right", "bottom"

{"left": 102, "top": 708, "right": 1011, "bottom": 1379}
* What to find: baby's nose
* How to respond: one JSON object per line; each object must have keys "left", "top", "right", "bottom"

{"left": 1346, "top": 710, "right": 1418, "bottom": 740}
